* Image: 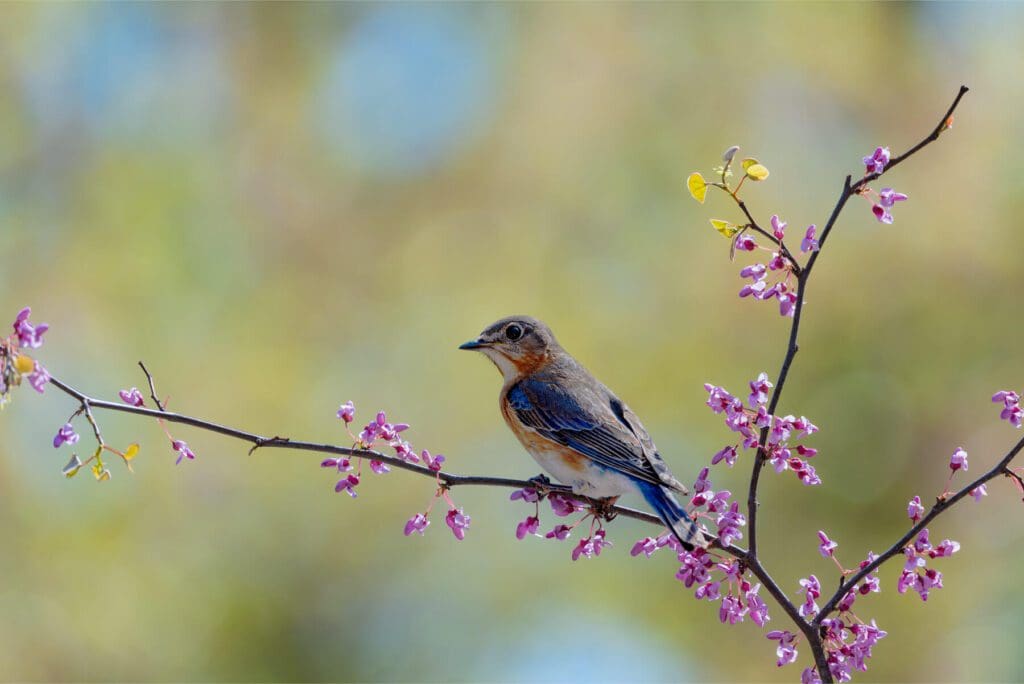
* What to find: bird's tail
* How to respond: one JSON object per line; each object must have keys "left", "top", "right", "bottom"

{"left": 638, "top": 481, "right": 708, "bottom": 551}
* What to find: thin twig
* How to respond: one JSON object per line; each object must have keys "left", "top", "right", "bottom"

{"left": 138, "top": 361, "right": 166, "bottom": 412}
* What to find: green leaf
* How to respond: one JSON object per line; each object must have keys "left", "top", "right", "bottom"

{"left": 710, "top": 219, "right": 741, "bottom": 238}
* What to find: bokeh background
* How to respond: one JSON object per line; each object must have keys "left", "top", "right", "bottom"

{"left": 1, "top": 3, "right": 1022, "bottom": 682}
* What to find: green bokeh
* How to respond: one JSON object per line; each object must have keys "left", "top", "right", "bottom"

{"left": 1, "top": 3, "right": 1022, "bottom": 682}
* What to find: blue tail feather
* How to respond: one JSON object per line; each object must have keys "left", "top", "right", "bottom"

{"left": 637, "top": 481, "right": 705, "bottom": 550}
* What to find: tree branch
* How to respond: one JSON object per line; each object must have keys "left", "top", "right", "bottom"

{"left": 814, "top": 432, "right": 1024, "bottom": 624}
{"left": 741, "top": 85, "right": 970, "bottom": 682}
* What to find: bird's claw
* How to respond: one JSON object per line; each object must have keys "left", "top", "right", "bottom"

{"left": 527, "top": 473, "right": 552, "bottom": 496}
{"left": 591, "top": 496, "right": 620, "bottom": 522}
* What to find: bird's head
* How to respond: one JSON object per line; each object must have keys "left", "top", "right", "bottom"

{"left": 459, "top": 316, "right": 560, "bottom": 380}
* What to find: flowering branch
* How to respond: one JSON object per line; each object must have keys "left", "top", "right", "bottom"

{"left": 815, "top": 433, "right": 1024, "bottom": 623}
{"left": 747, "top": 85, "right": 970, "bottom": 555}
{"left": 4, "top": 84, "right": 1019, "bottom": 684}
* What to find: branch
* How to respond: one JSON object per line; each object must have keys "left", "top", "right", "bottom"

{"left": 44, "top": 374, "right": 713, "bottom": 542}
{"left": 814, "top": 432, "right": 1024, "bottom": 624}
{"left": 746, "top": 85, "right": 970, "bottom": 554}
{"left": 740, "top": 85, "right": 970, "bottom": 683}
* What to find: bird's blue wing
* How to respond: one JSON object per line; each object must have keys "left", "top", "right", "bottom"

{"left": 507, "top": 379, "right": 665, "bottom": 486}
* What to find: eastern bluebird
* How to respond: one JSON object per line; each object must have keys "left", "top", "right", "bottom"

{"left": 460, "top": 315, "right": 707, "bottom": 549}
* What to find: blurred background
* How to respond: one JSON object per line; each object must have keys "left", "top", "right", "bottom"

{"left": 0, "top": 3, "right": 1022, "bottom": 682}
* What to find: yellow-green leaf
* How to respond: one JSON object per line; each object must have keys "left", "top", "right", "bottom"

{"left": 123, "top": 444, "right": 140, "bottom": 461}
{"left": 13, "top": 354, "right": 34, "bottom": 374}
{"left": 741, "top": 157, "right": 759, "bottom": 171}
{"left": 97, "top": 469, "right": 111, "bottom": 482}
{"left": 745, "top": 163, "right": 770, "bottom": 181}
{"left": 686, "top": 172, "right": 707, "bottom": 204}
{"left": 710, "top": 219, "right": 741, "bottom": 238}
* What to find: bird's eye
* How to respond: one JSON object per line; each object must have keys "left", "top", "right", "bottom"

{"left": 505, "top": 324, "right": 524, "bottom": 341}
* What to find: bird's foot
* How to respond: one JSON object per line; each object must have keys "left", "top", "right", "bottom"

{"left": 527, "top": 473, "right": 553, "bottom": 496}
{"left": 591, "top": 495, "right": 620, "bottom": 522}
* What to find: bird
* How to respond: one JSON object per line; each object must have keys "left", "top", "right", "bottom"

{"left": 459, "top": 315, "right": 707, "bottom": 549}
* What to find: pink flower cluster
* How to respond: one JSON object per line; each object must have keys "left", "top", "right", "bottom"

{"left": 860, "top": 147, "right": 909, "bottom": 224}
{"left": 704, "top": 372, "right": 821, "bottom": 485}
{"left": 509, "top": 488, "right": 613, "bottom": 560}
{"left": 1, "top": 307, "right": 51, "bottom": 400}
{"left": 677, "top": 547, "right": 770, "bottom": 627}
{"left": 734, "top": 216, "right": 819, "bottom": 318}
{"left": 690, "top": 467, "right": 745, "bottom": 546}
{"left": 636, "top": 504, "right": 765, "bottom": 629}
{"left": 321, "top": 401, "right": 466, "bottom": 540}
{"left": 897, "top": 528, "right": 959, "bottom": 601}
{"left": 816, "top": 618, "right": 888, "bottom": 682}
{"left": 993, "top": 390, "right": 1022, "bottom": 428}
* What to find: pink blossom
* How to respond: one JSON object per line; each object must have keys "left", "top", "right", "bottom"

{"left": 545, "top": 524, "right": 572, "bottom": 541}
{"left": 704, "top": 384, "right": 737, "bottom": 413}
{"left": 949, "top": 447, "right": 968, "bottom": 472}
{"left": 711, "top": 445, "right": 738, "bottom": 467}
{"left": 676, "top": 548, "right": 714, "bottom": 587}
{"left": 799, "top": 575, "right": 821, "bottom": 619}
{"left": 862, "top": 146, "right": 890, "bottom": 175}
{"left": 549, "top": 492, "right": 584, "bottom": 517}
{"left": 777, "top": 288, "right": 798, "bottom": 317}
{"left": 734, "top": 234, "right": 757, "bottom": 251}
{"left": 445, "top": 507, "right": 471, "bottom": 540}
{"left": 571, "top": 530, "right": 610, "bottom": 560}
{"left": 771, "top": 214, "right": 787, "bottom": 240}
{"left": 510, "top": 488, "right": 541, "bottom": 504}
{"left": 320, "top": 456, "right": 353, "bottom": 472}
{"left": 12, "top": 307, "right": 48, "bottom": 349}
{"left": 421, "top": 450, "right": 445, "bottom": 471}
{"left": 695, "top": 580, "right": 721, "bottom": 601}
{"left": 992, "top": 390, "right": 1023, "bottom": 428}
{"left": 747, "top": 584, "right": 770, "bottom": 626}
{"left": 336, "top": 400, "right": 356, "bottom": 423}
{"left": 369, "top": 460, "right": 390, "bottom": 474}
{"left": 907, "top": 495, "right": 924, "bottom": 523}
{"left": 119, "top": 387, "right": 145, "bottom": 407}
{"left": 28, "top": 361, "right": 50, "bottom": 393}
{"left": 837, "top": 590, "right": 856, "bottom": 612}
{"left": 334, "top": 473, "right": 359, "bottom": 497}
{"left": 172, "top": 439, "right": 196, "bottom": 465}
{"left": 740, "top": 264, "right": 767, "bottom": 281}
{"left": 748, "top": 372, "right": 773, "bottom": 407}
{"left": 706, "top": 490, "right": 732, "bottom": 514}
{"left": 817, "top": 530, "right": 838, "bottom": 558}
{"left": 871, "top": 189, "right": 907, "bottom": 225}
{"left": 716, "top": 502, "right": 746, "bottom": 547}
{"left": 928, "top": 539, "right": 960, "bottom": 558}
{"left": 515, "top": 515, "right": 540, "bottom": 539}
{"left": 630, "top": 536, "right": 661, "bottom": 558}
{"left": 404, "top": 513, "right": 429, "bottom": 536}
{"left": 857, "top": 552, "right": 880, "bottom": 595}
{"left": 970, "top": 484, "right": 988, "bottom": 502}
{"left": 719, "top": 594, "right": 748, "bottom": 624}
{"left": 801, "top": 667, "right": 822, "bottom": 684}
{"left": 766, "top": 630, "right": 798, "bottom": 667}
{"left": 52, "top": 423, "right": 79, "bottom": 448}
{"left": 801, "top": 225, "right": 819, "bottom": 253}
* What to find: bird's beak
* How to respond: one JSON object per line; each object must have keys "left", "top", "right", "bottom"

{"left": 458, "top": 338, "right": 489, "bottom": 350}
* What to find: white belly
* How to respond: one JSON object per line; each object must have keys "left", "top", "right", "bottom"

{"left": 524, "top": 440, "right": 636, "bottom": 498}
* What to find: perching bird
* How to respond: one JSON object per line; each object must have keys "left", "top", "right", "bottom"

{"left": 459, "top": 315, "right": 706, "bottom": 549}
